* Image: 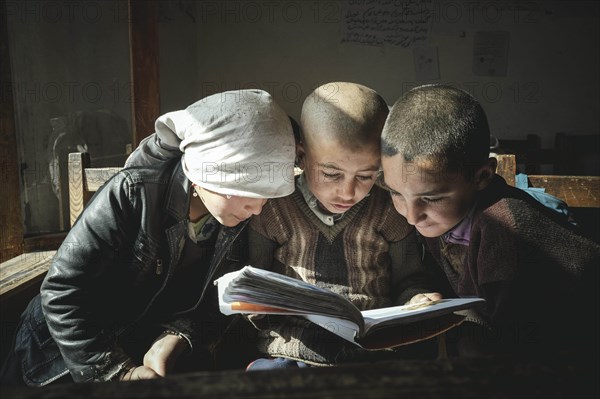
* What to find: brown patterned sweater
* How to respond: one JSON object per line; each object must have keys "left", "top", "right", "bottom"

{"left": 247, "top": 183, "right": 432, "bottom": 364}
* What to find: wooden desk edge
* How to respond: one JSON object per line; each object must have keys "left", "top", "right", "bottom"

{"left": 0, "top": 250, "right": 56, "bottom": 300}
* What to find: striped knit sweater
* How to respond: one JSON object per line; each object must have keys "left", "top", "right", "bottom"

{"left": 247, "top": 183, "right": 431, "bottom": 364}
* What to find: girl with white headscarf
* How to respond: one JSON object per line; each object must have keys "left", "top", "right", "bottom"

{"left": 4, "top": 90, "right": 295, "bottom": 386}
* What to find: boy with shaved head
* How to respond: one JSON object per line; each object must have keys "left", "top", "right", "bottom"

{"left": 245, "top": 82, "right": 439, "bottom": 369}
{"left": 379, "top": 84, "right": 599, "bottom": 356}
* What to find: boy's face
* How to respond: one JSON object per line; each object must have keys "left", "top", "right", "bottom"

{"left": 381, "top": 155, "right": 492, "bottom": 238}
{"left": 299, "top": 136, "right": 380, "bottom": 214}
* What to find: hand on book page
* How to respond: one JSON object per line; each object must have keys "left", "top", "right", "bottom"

{"left": 214, "top": 266, "right": 485, "bottom": 349}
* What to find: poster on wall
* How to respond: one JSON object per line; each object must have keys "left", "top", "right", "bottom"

{"left": 341, "top": 0, "right": 433, "bottom": 48}
{"left": 473, "top": 30, "right": 510, "bottom": 76}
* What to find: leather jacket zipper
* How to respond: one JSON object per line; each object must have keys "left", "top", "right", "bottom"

{"left": 198, "top": 221, "right": 247, "bottom": 303}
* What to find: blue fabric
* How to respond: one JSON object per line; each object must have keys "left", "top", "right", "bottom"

{"left": 515, "top": 174, "right": 577, "bottom": 225}
{"left": 246, "top": 357, "right": 310, "bottom": 371}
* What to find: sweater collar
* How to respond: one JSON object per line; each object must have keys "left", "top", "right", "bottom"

{"left": 296, "top": 173, "right": 346, "bottom": 226}
{"left": 442, "top": 203, "right": 478, "bottom": 246}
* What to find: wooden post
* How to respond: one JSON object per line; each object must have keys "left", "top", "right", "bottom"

{"left": 495, "top": 154, "right": 516, "bottom": 187}
{"left": 68, "top": 152, "right": 92, "bottom": 228}
{"left": 128, "top": 0, "right": 160, "bottom": 148}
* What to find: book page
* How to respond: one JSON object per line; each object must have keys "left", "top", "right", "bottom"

{"left": 216, "top": 268, "right": 239, "bottom": 316}
{"left": 361, "top": 298, "right": 484, "bottom": 333}
{"left": 215, "top": 266, "right": 364, "bottom": 327}
{"left": 305, "top": 314, "right": 361, "bottom": 346}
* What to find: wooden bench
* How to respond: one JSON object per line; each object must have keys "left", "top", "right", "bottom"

{"left": 68, "top": 152, "right": 123, "bottom": 227}
{"left": 2, "top": 352, "right": 596, "bottom": 398}
{"left": 495, "top": 154, "right": 600, "bottom": 208}
{"left": 0, "top": 250, "right": 57, "bottom": 301}
{"left": 496, "top": 154, "right": 600, "bottom": 242}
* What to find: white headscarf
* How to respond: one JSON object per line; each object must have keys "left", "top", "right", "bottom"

{"left": 155, "top": 89, "right": 296, "bottom": 198}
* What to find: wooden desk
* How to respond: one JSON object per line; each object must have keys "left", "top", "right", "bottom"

{"left": 495, "top": 154, "right": 600, "bottom": 208}
{"left": 2, "top": 353, "right": 597, "bottom": 399}
{"left": 0, "top": 251, "right": 56, "bottom": 365}
{"left": 0, "top": 250, "right": 56, "bottom": 300}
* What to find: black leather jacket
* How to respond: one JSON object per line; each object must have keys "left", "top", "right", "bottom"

{"left": 15, "top": 159, "right": 248, "bottom": 385}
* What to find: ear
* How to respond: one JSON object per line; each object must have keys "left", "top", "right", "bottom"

{"left": 473, "top": 157, "right": 497, "bottom": 191}
{"left": 296, "top": 142, "right": 306, "bottom": 169}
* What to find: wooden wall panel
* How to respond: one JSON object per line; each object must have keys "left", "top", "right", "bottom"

{"left": 129, "top": 0, "right": 160, "bottom": 148}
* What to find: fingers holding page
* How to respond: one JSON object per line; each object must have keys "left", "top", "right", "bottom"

{"left": 407, "top": 292, "right": 443, "bottom": 305}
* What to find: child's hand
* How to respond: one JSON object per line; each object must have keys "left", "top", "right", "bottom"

{"left": 142, "top": 331, "right": 189, "bottom": 377}
{"left": 119, "top": 365, "right": 161, "bottom": 381}
{"left": 406, "top": 292, "right": 443, "bottom": 305}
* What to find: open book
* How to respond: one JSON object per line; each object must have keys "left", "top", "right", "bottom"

{"left": 214, "top": 266, "right": 485, "bottom": 350}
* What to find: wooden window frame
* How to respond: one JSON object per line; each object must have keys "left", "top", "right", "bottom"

{"left": 0, "top": 0, "right": 159, "bottom": 262}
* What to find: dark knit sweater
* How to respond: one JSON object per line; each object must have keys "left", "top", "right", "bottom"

{"left": 247, "top": 184, "right": 432, "bottom": 364}
{"left": 425, "top": 175, "right": 600, "bottom": 355}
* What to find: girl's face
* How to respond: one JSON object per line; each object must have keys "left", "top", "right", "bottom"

{"left": 193, "top": 186, "right": 267, "bottom": 227}
{"left": 380, "top": 155, "right": 495, "bottom": 238}
{"left": 298, "top": 137, "right": 381, "bottom": 214}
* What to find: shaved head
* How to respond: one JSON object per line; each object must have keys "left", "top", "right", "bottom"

{"left": 300, "top": 82, "right": 388, "bottom": 150}
{"left": 381, "top": 84, "right": 490, "bottom": 173}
